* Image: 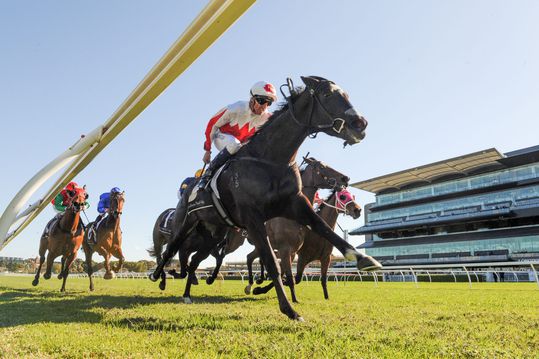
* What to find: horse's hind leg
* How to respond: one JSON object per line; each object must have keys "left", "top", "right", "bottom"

{"left": 320, "top": 257, "right": 330, "bottom": 300}
{"left": 282, "top": 254, "right": 298, "bottom": 303}
{"left": 207, "top": 241, "right": 226, "bottom": 285}
{"left": 83, "top": 242, "right": 94, "bottom": 291}
{"left": 150, "top": 219, "right": 196, "bottom": 283}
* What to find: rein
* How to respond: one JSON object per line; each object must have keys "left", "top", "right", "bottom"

{"left": 282, "top": 79, "right": 349, "bottom": 135}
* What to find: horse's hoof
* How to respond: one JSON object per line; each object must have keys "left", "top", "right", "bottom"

{"left": 356, "top": 254, "right": 382, "bottom": 272}
{"left": 190, "top": 276, "right": 199, "bottom": 285}
{"left": 89, "top": 285, "right": 94, "bottom": 292}
{"left": 256, "top": 278, "right": 264, "bottom": 285}
{"left": 43, "top": 273, "right": 51, "bottom": 280}
{"left": 179, "top": 271, "right": 187, "bottom": 279}
{"left": 252, "top": 287, "right": 264, "bottom": 295}
{"left": 183, "top": 297, "right": 193, "bottom": 304}
{"left": 159, "top": 281, "right": 166, "bottom": 291}
{"left": 32, "top": 279, "right": 39, "bottom": 286}
{"left": 296, "top": 316, "right": 305, "bottom": 322}
{"left": 206, "top": 277, "right": 215, "bottom": 285}
{"left": 57, "top": 274, "right": 63, "bottom": 280}
{"left": 168, "top": 269, "right": 182, "bottom": 279}
{"left": 148, "top": 272, "right": 158, "bottom": 282}
{"left": 244, "top": 284, "right": 252, "bottom": 295}
{"left": 104, "top": 271, "right": 115, "bottom": 280}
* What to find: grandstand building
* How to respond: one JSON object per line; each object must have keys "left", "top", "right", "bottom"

{"left": 350, "top": 145, "right": 539, "bottom": 265}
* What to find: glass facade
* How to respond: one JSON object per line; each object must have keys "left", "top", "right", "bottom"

{"left": 366, "top": 235, "right": 539, "bottom": 257}
{"left": 367, "top": 184, "right": 539, "bottom": 223}
{"left": 376, "top": 162, "right": 539, "bottom": 206}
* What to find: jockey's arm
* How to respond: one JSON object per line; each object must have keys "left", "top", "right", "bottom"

{"left": 53, "top": 193, "right": 67, "bottom": 212}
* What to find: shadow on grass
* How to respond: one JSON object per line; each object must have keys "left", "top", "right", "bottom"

{"left": 0, "top": 287, "right": 257, "bottom": 328}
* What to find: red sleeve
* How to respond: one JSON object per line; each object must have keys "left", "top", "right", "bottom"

{"left": 204, "top": 109, "right": 227, "bottom": 151}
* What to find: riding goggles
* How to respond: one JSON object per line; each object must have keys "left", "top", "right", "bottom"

{"left": 254, "top": 95, "right": 273, "bottom": 106}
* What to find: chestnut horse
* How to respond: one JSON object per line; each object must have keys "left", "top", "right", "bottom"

{"left": 82, "top": 191, "right": 125, "bottom": 290}
{"left": 249, "top": 188, "right": 361, "bottom": 302}
{"left": 32, "top": 186, "right": 88, "bottom": 292}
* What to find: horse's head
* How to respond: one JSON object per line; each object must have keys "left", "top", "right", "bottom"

{"left": 110, "top": 191, "right": 125, "bottom": 218}
{"left": 68, "top": 187, "right": 88, "bottom": 213}
{"left": 299, "top": 76, "right": 368, "bottom": 146}
{"left": 335, "top": 188, "right": 361, "bottom": 219}
{"left": 301, "top": 156, "right": 349, "bottom": 190}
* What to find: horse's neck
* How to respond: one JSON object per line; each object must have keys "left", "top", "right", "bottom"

{"left": 301, "top": 186, "right": 318, "bottom": 204}
{"left": 318, "top": 196, "right": 339, "bottom": 229}
{"left": 60, "top": 208, "right": 79, "bottom": 234}
{"left": 105, "top": 215, "right": 121, "bottom": 237}
{"left": 244, "top": 97, "right": 311, "bottom": 164}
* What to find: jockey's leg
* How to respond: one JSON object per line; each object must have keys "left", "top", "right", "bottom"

{"left": 198, "top": 133, "right": 240, "bottom": 188}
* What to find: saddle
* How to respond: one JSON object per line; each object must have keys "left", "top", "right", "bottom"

{"left": 87, "top": 213, "right": 108, "bottom": 244}
{"left": 187, "top": 165, "right": 239, "bottom": 228}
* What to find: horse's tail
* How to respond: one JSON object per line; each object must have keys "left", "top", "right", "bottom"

{"left": 149, "top": 211, "right": 167, "bottom": 258}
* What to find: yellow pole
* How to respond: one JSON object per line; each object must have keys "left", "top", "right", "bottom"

{"left": 0, "top": 0, "right": 256, "bottom": 250}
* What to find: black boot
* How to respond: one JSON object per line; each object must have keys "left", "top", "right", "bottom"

{"left": 198, "top": 148, "right": 232, "bottom": 189}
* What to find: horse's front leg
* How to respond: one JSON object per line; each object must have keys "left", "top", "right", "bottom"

{"left": 103, "top": 253, "right": 113, "bottom": 280}
{"left": 60, "top": 252, "right": 77, "bottom": 292}
{"left": 82, "top": 242, "right": 95, "bottom": 291}
{"left": 247, "top": 216, "right": 302, "bottom": 321}
{"left": 32, "top": 236, "right": 48, "bottom": 286}
{"left": 284, "top": 196, "right": 382, "bottom": 272}
{"left": 114, "top": 247, "right": 125, "bottom": 273}
{"left": 245, "top": 249, "right": 258, "bottom": 294}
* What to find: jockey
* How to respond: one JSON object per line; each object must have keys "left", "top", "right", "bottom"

{"left": 88, "top": 187, "right": 121, "bottom": 244}
{"left": 95, "top": 187, "right": 122, "bottom": 222}
{"left": 178, "top": 169, "right": 204, "bottom": 200}
{"left": 51, "top": 182, "right": 89, "bottom": 213}
{"left": 313, "top": 191, "right": 323, "bottom": 210}
{"left": 198, "top": 81, "right": 278, "bottom": 188}
{"left": 44, "top": 181, "right": 89, "bottom": 238}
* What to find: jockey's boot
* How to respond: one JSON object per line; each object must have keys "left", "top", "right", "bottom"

{"left": 198, "top": 148, "right": 232, "bottom": 189}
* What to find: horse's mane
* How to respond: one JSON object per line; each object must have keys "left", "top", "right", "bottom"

{"left": 317, "top": 189, "right": 337, "bottom": 213}
{"left": 250, "top": 86, "right": 305, "bottom": 137}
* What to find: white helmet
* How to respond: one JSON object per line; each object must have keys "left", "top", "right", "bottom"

{"left": 250, "top": 81, "right": 277, "bottom": 102}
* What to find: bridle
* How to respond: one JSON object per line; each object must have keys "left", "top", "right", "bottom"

{"left": 320, "top": 190, "right": 355, "bottom": 216}
{"left": 301, "top": 159, "right": 338, "bottom": 190}
{"left": 280, "top": 78, "right": 353, "bottom": 135}
{"left": 110, "top": 193, "right": 124, "bottom": 218}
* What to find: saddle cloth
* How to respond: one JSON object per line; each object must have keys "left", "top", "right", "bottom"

{"left": 158, "top": 208, "right": 176, "bottom": 235}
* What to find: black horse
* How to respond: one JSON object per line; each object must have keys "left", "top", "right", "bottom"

{"left": 177, "top": 156, "right": 350, "bottom": 287}
{"left": 150, "top": 76, "right": 381, "bottom": 320}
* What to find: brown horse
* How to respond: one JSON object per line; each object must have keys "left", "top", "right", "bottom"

{"left": 32, "top": 187, "right": 88, "bottom": 292}
{"left": 295, "top": 188, "right": 361, "bottom": 299}
{"left": 82, "top": 191, "right": 125, "bottom": 290}
{"left": 249, "top": 188, "right": 361, "bottom": 302}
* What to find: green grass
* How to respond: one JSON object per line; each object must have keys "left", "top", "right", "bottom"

{"left": 1, "top": 275, "right": 538, "bottom": 358}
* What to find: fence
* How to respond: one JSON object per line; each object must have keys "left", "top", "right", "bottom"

{"left": 63, "top": 260, "right": 539, "bottom": 290}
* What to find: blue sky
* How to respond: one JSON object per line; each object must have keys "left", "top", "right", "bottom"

{"left": 1, "top": 1, "right": 538, "bottom": 266}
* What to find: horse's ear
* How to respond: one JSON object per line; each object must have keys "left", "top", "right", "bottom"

{"left": 301, "top": 76, "right": 320, "bottom": 89}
